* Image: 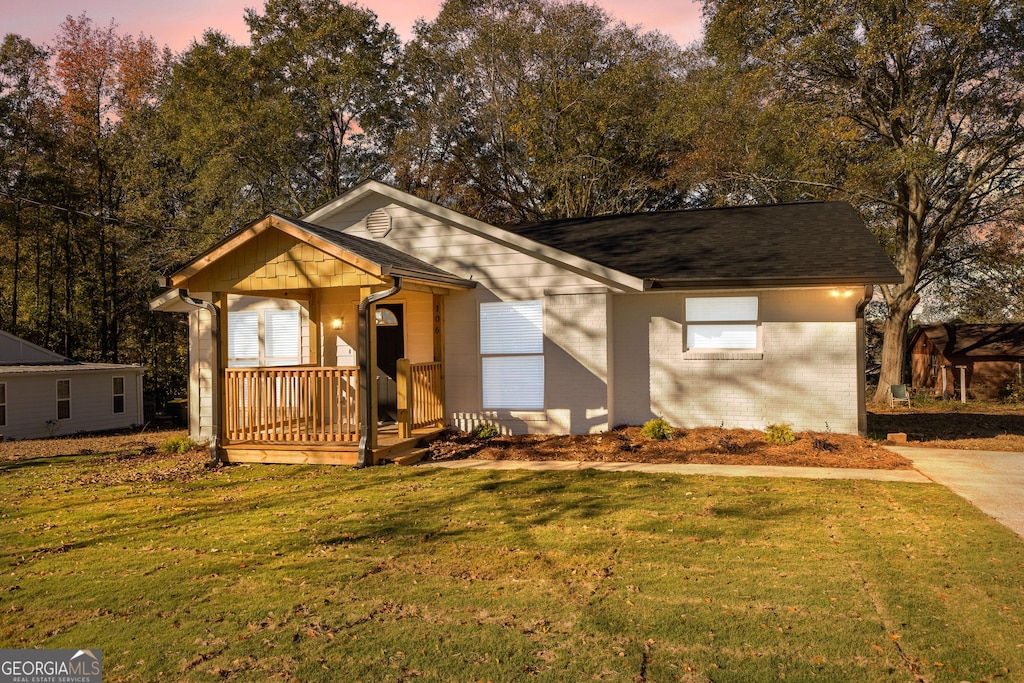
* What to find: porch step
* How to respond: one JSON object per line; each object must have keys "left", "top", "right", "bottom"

{"left": 390, "top": 448, "right": 429, "bottom": 466}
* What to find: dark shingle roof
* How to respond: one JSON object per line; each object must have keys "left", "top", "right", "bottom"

{"left": 504, "top": 201, "right": 902, "bottom": 288}
{"left": 917, "top": 324, "right": 1024, "bottom": 358}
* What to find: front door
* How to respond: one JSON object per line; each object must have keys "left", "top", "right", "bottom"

{"left": 375, "top": 303, "right": 404, "bottom": 423}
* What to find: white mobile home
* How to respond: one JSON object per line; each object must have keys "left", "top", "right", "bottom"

{"left": 0, "top": 330, "right": 145, "bottom": 440}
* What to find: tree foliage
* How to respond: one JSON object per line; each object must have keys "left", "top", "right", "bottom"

{"left": 394, "top": 0, "right": 685, "bottom": 222}
{"left": 700, "top": 0, "right": 1024, "bottom": 399}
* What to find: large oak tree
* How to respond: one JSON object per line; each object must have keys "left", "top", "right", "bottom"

{"left": 701, "top": 0, "right": 1024, "bottom": 401}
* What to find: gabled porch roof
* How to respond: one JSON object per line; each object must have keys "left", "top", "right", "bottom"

{"left": 165, "top": 213, "right": 476, "bottom": 293}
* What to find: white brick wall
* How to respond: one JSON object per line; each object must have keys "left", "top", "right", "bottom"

{"left": 614, "top": 289, "right": 863, "bottom": 434}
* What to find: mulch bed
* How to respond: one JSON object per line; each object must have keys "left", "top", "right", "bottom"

{"left": 427, "top": 426, "right": 913, "bottom": 470}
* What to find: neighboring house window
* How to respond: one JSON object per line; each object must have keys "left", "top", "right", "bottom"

{"left": 228, "top": 309, "right": 300, "bottom": 367}
{"left": 685, "top": 296, "right": 759, "bottom": 350}
{"left": 113, "top": 376, "right": 125, "bottom": 414}
{"left": 56, "top": 379, "right": 71, "bottom": 420}
{"left": 0, "top": 382, "right": 6, "bottom": 427}
{"left": 480, "top": 300, "right": 544, "bottom": 409}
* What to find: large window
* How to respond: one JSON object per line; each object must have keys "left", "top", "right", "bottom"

{"left": 228, "top": 308, "right": 301, "bottom": 367}
{"left": 56, "top": 379, "right": 71, "bottom": 420}
{"left": 0, "top": 383, "right": 6, "bottom": 427}
{"left": 685, "top": 296, "right": 759, "bottom": 351}
{"left": 480, "top": 300, "right": 544, "bottom": 409}
{"left": 113, "top": 376, "right": 125, "bottom": 414}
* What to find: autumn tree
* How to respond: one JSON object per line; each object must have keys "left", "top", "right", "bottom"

{"left": 396, "top": 0, "right": 685, "bottom": 222}
{"left": 700, "top": 0, "right": 1024, "bottom": 402}
{"left": 51, "top": 14, "right": 169, "bottom": 361}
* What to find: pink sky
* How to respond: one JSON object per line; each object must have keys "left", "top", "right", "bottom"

{"left": 1, "top": 0, "right": 704, "bottom": 52}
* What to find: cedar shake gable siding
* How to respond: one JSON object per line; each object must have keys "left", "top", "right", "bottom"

{"left": 169, "top": 213, "right": 474, "bottom": 293}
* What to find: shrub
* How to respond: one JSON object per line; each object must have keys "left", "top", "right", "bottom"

{"left": 1002, "top": 381, "right": 1024, "bottom": 404}
{"left": 763, "top": 423, "right": 796, "bottom": 446}
{"left": 471, "top": 423, "right": 499, "bottom": 440}
{"left": 160, "top": 435, "right": 198, "bottom": 455}
{"left": 715, "top": 434, "right": 742, "bottom": 453}
{"left": 811, "top": 436, "right": 837, "bottom": 452}
{"left": 641, "top": 417, "right": 674, "bottom": 440}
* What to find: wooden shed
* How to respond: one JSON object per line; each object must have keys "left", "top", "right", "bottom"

{"left": 910, "top": 323, "right": 1024, "bottom": 400}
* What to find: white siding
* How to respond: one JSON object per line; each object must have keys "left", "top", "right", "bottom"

{"left": 0, "top": 369, "right": 144, "bottom": 440}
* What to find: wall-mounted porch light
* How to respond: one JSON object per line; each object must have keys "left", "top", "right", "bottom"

{"left": 331, "top": 317, "right": 344, "bottom": 330}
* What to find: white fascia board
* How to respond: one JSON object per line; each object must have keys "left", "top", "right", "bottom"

{"left": 302, "top": 181, "right": 646, "bottom": 293}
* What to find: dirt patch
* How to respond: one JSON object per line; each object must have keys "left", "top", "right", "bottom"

{"left": 867, "top": 407, "right": 1024, "bottom": 451}
{"left": 428, "top": 426, "right": 912, "bottom": 470}
{"left": 0, "top": 428, "right": 186, "bottom": 462}
{"left": 0, "top": 429, "right": 213, "bottom": 486}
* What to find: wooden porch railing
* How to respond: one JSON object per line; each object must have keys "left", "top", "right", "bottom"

{"left": 224, "top": 367, "right": 359, "bottom": 443}
{"left": 397, "top": 360, "right": 445, "bottom": 437}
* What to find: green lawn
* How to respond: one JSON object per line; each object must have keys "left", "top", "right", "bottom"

{"left": 1, "top": 451, "right": 1022, "bottom": 682}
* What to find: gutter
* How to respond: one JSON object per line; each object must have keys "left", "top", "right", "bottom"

{"left": 173, "top": 290, "right": 223, "bottom": 464}
{"left": 355, "top": 277, "right": 404, "bottom": 468}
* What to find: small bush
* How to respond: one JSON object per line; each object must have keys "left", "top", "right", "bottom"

{"left": 641, "top": 417, "right": 674, "bottom": 440}
{"left": 471, "top": 423, "right": 499, "bottom": 440}
{"left": 160, "top": 435, "right": 198, "bottom": 455}
{"left": 1002, "top": 381, "right": 1024, "bottom": 404}
{"left": 763, "top": 423, "right": 796, "bottom": 446}
{"left": 811, "top": 436, "right": 837, "bottom": 452}
{"left": 715, "top": 434, "right": 742, "bottom": 453}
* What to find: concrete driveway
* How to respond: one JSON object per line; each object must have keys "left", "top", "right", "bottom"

{"left": 890, "top": 446, "right": 1024, "bottom": 538}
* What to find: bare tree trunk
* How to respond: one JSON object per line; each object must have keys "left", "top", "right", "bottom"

{"left": 10, "top": 204, "right": 21, "bottom": 334}
{"left": 872, "top": 288, "right": 919, "bottom": 403}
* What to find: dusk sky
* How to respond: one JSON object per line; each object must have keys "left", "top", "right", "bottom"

{"left": 1, "top": 0, "right": 705, "bottom": 52}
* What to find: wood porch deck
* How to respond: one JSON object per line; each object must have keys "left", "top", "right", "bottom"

{"left": 221, "top": 425, "right": 444, "bottom": 466}
{"left": 220, "top": 362, "right": 445, "bottom": 465}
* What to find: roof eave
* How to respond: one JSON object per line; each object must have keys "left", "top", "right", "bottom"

{"left": 382, "top": 266, "right": 477, "bottom": 289}
{"left": 644, "top": 274, "right": 904, "bottom": 290}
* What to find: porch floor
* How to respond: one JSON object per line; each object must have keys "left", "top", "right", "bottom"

{"left": 220, "top": 424, "right": 444, "bottom": 466}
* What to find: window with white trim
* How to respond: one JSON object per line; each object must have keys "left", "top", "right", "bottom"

{"left": 480, "top": 300, "right": 544, "bottom": 409}
{"left": 113, "top": 376, "right": 125, "bottom": 414}
{"left": 0, "top": 382, "right": 6, "bottom": 427}
{"left": 56, "top": 379, "right": 71, "bottom": 420}
{"left": 228, "top": 309, "right": 301, "bottom": 367}
{"left": 684, "top": 296, "right": 759, "bottom": 351}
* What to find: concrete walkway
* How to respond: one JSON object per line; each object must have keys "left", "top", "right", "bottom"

{"left": 890, "top": 446, "right": 1024, "bottom": 538}
{"left": 422, "top": 458, "right": 930, "bottom": 482}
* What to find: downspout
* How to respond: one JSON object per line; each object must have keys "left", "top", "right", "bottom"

{"left": 177, "top": 290, "right": 223, "bottom": 464}
{"left": 855, "top": 285, "right": 874, "bottom": 436}
{"left": 356, "top": 276, "right": 404, "bottom": 468}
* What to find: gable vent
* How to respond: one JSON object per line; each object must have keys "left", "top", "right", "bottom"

{"left": 364, "top": 208, "right": 392, "bottom": 238}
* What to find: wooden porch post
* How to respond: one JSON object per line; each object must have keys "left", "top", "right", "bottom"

{"left": 433, "top": 295, "right": 445, "bottom": 427}
{"left": 396, "top": 358, "right": 412, "bottom": 438}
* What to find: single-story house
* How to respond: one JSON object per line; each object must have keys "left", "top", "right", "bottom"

{"left": 910, "top": 323, "right": 1024, "bottom": 400}
{"left": 150, "top": 180, "right": 901, "bottom": 465}
{"left": 0, "top": 330, "right": 145, "bottom": 440}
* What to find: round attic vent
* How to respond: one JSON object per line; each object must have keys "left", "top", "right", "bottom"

{"left": 365, "top": 208, "right": 392, "bottom": 238}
